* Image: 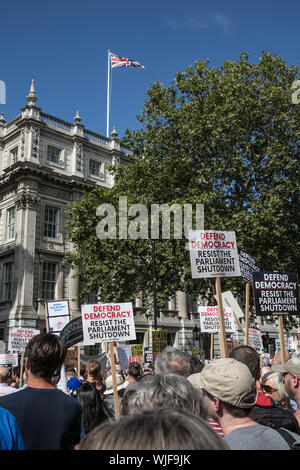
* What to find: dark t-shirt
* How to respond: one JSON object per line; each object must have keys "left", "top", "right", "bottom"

{"left": 0, "top": 387, "right": 82, "bottom": 450}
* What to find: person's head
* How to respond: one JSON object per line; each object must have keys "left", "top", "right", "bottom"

{"left": 0, "top": 367, "right": 10, "bottom": 384}
{"left": 275, "top": 358, "right": 300, "bottom": 401}
{"left": 65, "top": 368, "right": 77, "bottom": 380}
{"left": 229, "top": 345, "right": 261, "bottom": 380}
{"left": 103, "top": 373, "right": 127, "bottom": 397}
{"left": 12, "top": 366, "right": 20, "bottom": 381}
{"left": 201, "top": 358, "right": 257, "bottom": 422}
{"left": 85, "top": 360, "right": 101, "bottom": 382}
{"left": 154, "top": 346, "right": 191, "bottom": 377}
{"left": 25, "top": 333, "right": 66, "bottom": 381}
{"left": 80, "top": 408, "right": 229, "bottom": 450}
{"left": 77, "top": 382, "right": 108, "bottom": 434}
{"left": 260, "top": 371, "right": 287, "bottom": 402}
{"left": 120, "top": 389, "right": 136, "bottom": 416}
{"left": 127, "top": 362, "right": 142, "bottom": 381}
{"left": 272, "top": 350, "right": 291, "bottom": 365}
{"left": 127, "top": 373, "right": 207, "bottom": 420}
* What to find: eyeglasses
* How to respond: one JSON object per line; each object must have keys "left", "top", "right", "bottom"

{"left": 262, "top": 385, "right": 278, "bottom": 394}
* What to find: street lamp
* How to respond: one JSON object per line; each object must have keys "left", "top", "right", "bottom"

{"left": 151, "top": 237, "right": 158, "bottom": 330}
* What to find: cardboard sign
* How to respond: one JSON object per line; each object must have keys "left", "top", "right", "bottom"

{"left": 81, "top": 303, "right": 136, "bottom": 344}
{"left": 8, "top": 328, "right": 40, "bottom": 352}
{"left": 144, "top": 347, "right": 153, "bottom": 365}
{"left": 0, "top": 353, "right": 18, "bottom": 366}
{"left": 189, "top": 230, "right": 241, "bottom": 278}
{"left": 238, "top": 249, "right": 261, "bottom": 284}
{"left": 60, "top": 317, "right": 84, "bottom": 348}
{"left": 129, "top": 344, "right": 143, "bottom": 364}
{"left": 252, "top": 272, "right": 299, "bottom": 316}
{"left": 199, "top": 306, "right": 236, "bottom": 333}
{"left": 46, "top": 300, "right": 71, "bottom": 335}
{"left": 248, "top": 328, "right": 263, "bottom": 352}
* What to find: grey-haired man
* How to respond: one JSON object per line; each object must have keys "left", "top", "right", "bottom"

{"left": 200, "top": 358, "right": 300, "bottom": 450}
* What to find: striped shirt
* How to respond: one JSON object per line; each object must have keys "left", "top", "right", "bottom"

{"left": 208, "top": 418, "right": 224, "bottom": 438}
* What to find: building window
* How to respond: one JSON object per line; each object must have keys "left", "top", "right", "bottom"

{"left": 3, "top": 262, "right": 12, "bottom": 300}
{"left": 89, "top": 159, "right": 104, "bottom": 178}
{"left": 6, "top": 207, "right": 15, "bottom": 240}
{"left": 47, "top": 146, "right": 60, "bottom": 164}
{"left": 11, "top": 147, "right": 18, "bottom": 164}
{"left": 42, "top": 262, "right": 57, "bottom": 300}
{"left": 44, "top": 206, "right": 59, "bottom": 238}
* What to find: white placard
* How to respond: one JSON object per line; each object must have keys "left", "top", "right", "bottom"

{"left": 46, "top": 300, "right": 70, "bottom": 335}
{"left": 248, "top": 328, "right": 263, "bottom": 352}
{"left": 189, "top": 230, "right": 241, "bottom": 278}
{"left": 199, "top": 306, "right": 236, "bottom": 333}
{"left": 0, "top": 353, "right": 18, "bottom": 366}
{"left": 81, "top": 303, "right": 136, "bottom": 344}
{"left": 8, "top": 328, "right": 40, "bottom": 352}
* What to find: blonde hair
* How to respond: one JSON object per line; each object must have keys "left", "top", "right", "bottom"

{"left": 86, "top": 360, "right": 101, "bottom": 380}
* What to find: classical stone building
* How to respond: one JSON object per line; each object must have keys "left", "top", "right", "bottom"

{"left": 0, "top": 81, "right": 209, "bottom": 356}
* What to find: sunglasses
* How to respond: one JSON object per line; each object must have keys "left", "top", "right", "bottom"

{"left": 262, "top": 384, "right": 278, "bottom": 394}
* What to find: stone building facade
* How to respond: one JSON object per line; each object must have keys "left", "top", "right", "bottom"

{"left": 0, "top": 81, "right": 208, "bottom": 356}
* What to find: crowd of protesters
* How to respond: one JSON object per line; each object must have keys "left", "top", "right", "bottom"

{"left": 0, "top": 333, "right": 300, "bottom": 450}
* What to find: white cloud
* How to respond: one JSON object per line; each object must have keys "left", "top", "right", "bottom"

{"left": 164, "top": 12, "right": 232, "bottom": 33}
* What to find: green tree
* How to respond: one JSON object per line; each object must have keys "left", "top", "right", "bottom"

{"left": 65, "top": 51, "right": 300, "bottom": 325}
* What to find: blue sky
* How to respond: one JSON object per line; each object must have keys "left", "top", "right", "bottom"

{"left": 1, "top": 0, "right": 299, "bottom": 139}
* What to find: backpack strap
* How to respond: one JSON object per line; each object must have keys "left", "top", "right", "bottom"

{"left": 275, "top": 428, "right": 297, "bottom": 450}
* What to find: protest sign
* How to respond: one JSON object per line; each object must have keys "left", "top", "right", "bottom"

{"left": 189, "top": 230, "right": 241, "bottom": 358}
{"left": 118, "top": 344, "right": 131, "bottom": 371}
{"left": 60, "top": 317, "right": 84, "bottom": 348}
{"left": 46, "top": 300, "right": 71, "bottom": 335}
{"left": 0, "top": 353, "right": 18, "bottom": 367}
{"left": 199, "top": 306, "right": 235, "bottom": 333}
{"left": 189, "top": 230, "right": 241, "bottom": 279}
{"left": 81, "top": 303, "right": 136, "bottom": 344}
{"left": 144, "top": 347, "right": 153, "bottom": 366}
{"left": 8, "top": 328, "right": 40, "bottom": 352}
{"left": 129, "top": 344, "right": 143, "bottom": 364}
{"left": 252, "top": 272, "right": 299, "bottom": 316}
{"left": 152, "top": 330, "right": 167, "bottom": 362}
{"left": 238, "top": 249, "right": 261, "bottom": 284}
{"left": 248, "top": 328, "right": 263, "bottom": 352}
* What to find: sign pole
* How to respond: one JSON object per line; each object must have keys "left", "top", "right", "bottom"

{"left": 245, "top": 282, "right": 250, "bottom": 345}
{"left": 109, "top": 341, "right": 120, "bottom": 422}
{"left": 210, "top": 333, "right": 214, "bottom": 360}
{"left": 278, "top": 315, "right": 287, "bottom": 364}
{"left": 19, "top": 352, "right": 24, "bottom": 389}
{"left": 45, "top": 302, "right": 49, "bottom": 333}
{"left": 215, "top": 277, "right": 228, "bottom": 358}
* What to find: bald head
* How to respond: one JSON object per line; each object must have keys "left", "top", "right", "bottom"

{"left": 0, "top": 367, "right": 10, "bottom": 384}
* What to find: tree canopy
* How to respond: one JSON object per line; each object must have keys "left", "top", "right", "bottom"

{"left": 65, "top": 51, "right": 300, "bottom": 324}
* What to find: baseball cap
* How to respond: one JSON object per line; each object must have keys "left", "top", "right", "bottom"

{"left": 274, "top": 358, "right": 300, "bottom": 378}
{"left": 187, "top": 372, "right": 203, "bottom": 389}
{"left": 200, "top": 358, "right": 257, "bottom": 408}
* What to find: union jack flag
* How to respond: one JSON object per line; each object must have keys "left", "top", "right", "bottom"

{"left": 109, "top": 52, "right": 145, "bottom": 69}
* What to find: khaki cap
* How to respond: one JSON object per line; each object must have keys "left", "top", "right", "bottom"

{"left": 278, "top": 358, "right": 300, "bottom": 378}
{"left": 200, "top": 358, "right": 257, "bottom": 408}
{"left": 187, "top": 372, "right": 203, "bottom": 389}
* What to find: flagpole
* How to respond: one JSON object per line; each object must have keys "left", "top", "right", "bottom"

{"left": 106, "top": 50, "right": 111, "bottom": 138}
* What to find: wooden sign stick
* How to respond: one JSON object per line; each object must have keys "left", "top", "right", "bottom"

{"left": 278, "top": 315, "right": 287, "bottom": 364}
{"left": 210, "top": 333, "right": 214, "bottom": 361}
{"left": 215, "top": 276, "right": 228, "bottom": 358}
{"left": 19, "top": 352, "right": 24, "bottom": 389}
{"left": 245, "top": 282, "right": 250, "bottom": 345}
{"left": 109, "top": 341, "right": 120, "bottom": 422}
